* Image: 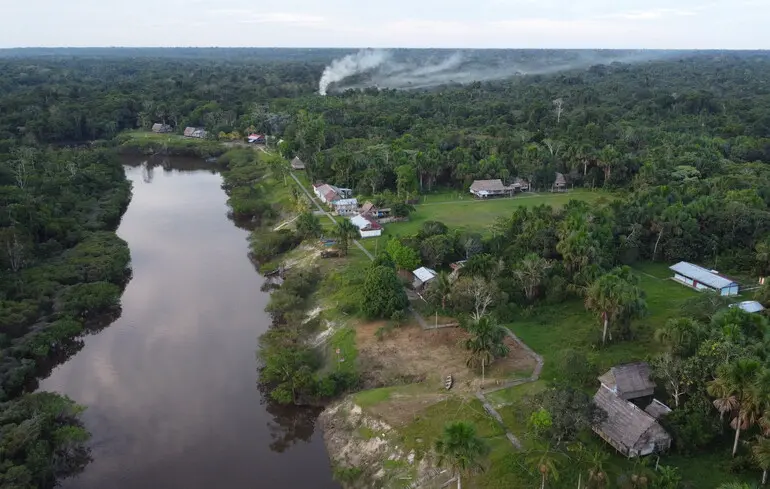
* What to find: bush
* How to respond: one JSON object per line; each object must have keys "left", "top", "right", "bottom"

{"left": 249, "top": 229, "right": 301, "bottom": 264}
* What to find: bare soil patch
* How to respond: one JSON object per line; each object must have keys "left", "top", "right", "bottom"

{"left": 354, "top": 322, "right": 536, "bottom": 425}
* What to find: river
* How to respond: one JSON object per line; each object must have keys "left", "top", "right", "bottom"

{"left": 37, "top": 156, "right": 339, "bottom": 489}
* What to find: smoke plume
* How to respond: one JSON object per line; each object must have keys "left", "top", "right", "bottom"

{"left": 318, "top": 49, "right": 390, "bottom": 95}
{"left": 318, "top": 49, "right": 679, "bottom": 95}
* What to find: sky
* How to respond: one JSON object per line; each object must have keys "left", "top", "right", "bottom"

{"left": 0, "top": 0, "right": 767, "bottom": 49}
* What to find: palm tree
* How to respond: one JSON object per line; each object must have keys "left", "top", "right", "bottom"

{"left": 526, "top": 444, "right": 562, "bottom": 489}
{"left": 334, "top": 219, "right": 359, "bottom": 257}
{"left": 584, "top": 267, "right": 647, "bottom": 345}
{"left": 753, "top": 436, "right": 770, "bottom": 485}
{"left": 461, "top": 315, "right": 510, "bottom": 386}
{"left": 434, "top": 271, "right": 453, "bottom": 311}
{"left": 434, "top": 421, "right": 490, "bottom": 489}
{"left": 654, "top": 465, "right": 683, "bottom": 489}
{"left": 566, "top": 442, "right": 607, "bottom": 489}
{"left": 654, "top": 317, "right": 705, "bottom": 356}
{"left": 708, "top": 358, "right": 764, "bottom": 457}
{"left": 513, "top": 253, "right": 552, "bottom": 301}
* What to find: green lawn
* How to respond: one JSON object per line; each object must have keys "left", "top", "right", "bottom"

{"left": 387, "top": 189, "right": 611, "bottom": 237}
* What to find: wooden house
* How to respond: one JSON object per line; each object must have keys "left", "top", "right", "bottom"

{"left": 593, "top": 387, "right": 672, "bottom": 458}
{"left": 290, "top": 157, "right": 305, "bottom": 170}
{"left": 552, "top": 172, "right": 567, "bottom": 192}
{"left": 151, "top": 123, "right": 173, "bottom": 133}
{"left": 183, "top": 127, "right": 207, "bottom": 139}
{"left": 598, "top": 362, "right": 655, "bottom": 401}
{"left": 469, "top": 179, "right": 515, "bottom": 198}
{"left": 360, "top": 201, "right": 391, "bottom": 219}
{"left": 513, "top": 177, "right": 530, "bottom": 192}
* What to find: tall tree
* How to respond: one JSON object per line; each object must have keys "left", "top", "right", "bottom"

{"left": 333, "top": 219, "right": 359, "bottom": 257}
{"left": 707, "top": 359, "right": 764, "bottom": 457}
{"left": 434, "top": 421, "right": 490, "bottom": 489}
{"left": 461, "top": 315, "right": 509, "bottom": 385}
{"left": 752, "top": 436, "right": 770, "bottom": 486}
{"left": 584, "top": 267, "right": 647, "bottom": 345}
{"left": 513, "top": 253, "right": 552, "bottom": 301}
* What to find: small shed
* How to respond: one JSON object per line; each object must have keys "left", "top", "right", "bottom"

{"left": 350, "top": 214, "right": 383, "bottom": 238}
{"left": 593, "top": 386, "right": 672, "bottom": 458}
{"left": 412, "top": 267, "right": 438, "bottom": 290}
{"left": 248, "top": 133, "right": 266, "bottom": 144}
{"left": 730, "top": 301, "right": 765, "bottom": 313}
{"left": 598, "top": 362, "right": 655, "bottom": 401}
{"left": 669, "top": 261, "right": 740, "bottom": 296}
{"left": 151, "top": 123, "right": 173, "bottom": 133}
{"left": 469, "top": 179, "right": 514, "bottom": 198}
{"left": 552, "top": 172, "right": 567, "bottom": 192}
{"left": 290, "top": 157, "right": 305, "bottom": 170}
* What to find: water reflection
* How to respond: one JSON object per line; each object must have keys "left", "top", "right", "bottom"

{"left": 37, "top": 156, "right": 337, "bottom": 489}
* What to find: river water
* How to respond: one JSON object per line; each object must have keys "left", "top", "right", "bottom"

{"left": 38, "top": 157, "right": 338, "bottom": 489}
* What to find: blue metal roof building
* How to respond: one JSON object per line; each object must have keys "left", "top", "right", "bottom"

{"left": 669, "top": 261, "right": 740, "bottom": 296}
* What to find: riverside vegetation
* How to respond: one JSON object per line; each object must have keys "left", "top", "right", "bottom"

{"left": 4, "top": 48, "right": 770, "bottom": 487}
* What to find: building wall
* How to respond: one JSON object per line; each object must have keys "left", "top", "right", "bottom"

{"left": 359, "top": 229, "right": 382, "bottom": 238}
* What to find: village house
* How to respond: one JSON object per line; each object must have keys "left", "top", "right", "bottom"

{"left": 593, "top": 362, "right": 672, "bottom": 458}
{"left": 598, "top": 362, "right": 655, "bottom": 401}
{"left": 593, "top": 387, "right": 672, "bottom": 458}
{"left": 350, "top": 213, "right": 383, "bottom": 238}
{"left": 469, "top": 179, "right": 515, "bottom": 198}
{"left": 332, "top": 198, "right": 359, "bottom": 216}
{"left": 412, "top": 266, "right": 438, "bottom": 290}
{"left": 669, "top": 261, "right": 740, "bottom": 296}
{"left": 513, "top": 177, "right": 530, "bottom": 192}
{"left": 552, "top": 172, "right": 567, "bottom": 192}
{"left": 247, "top": 133, "right": 266, "bottom": 144}
{"left": 360, "top": 201, "right": 391, "bottom": 219}
{"left": 290, "top": 157, "right": 305, "bottom": 170}
{"left": 313, "top": 183, "right": 341, "bottom": 204}
{"left": 151, "top": 123, "right": 173, "bottom": 133}
{"left": 183, "top": 127, "right": 207, "bottom": 139}
{"left": 313, "top": 183, "right": 353, "bottom": 205}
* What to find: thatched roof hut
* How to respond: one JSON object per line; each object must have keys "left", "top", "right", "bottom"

{"left": 593, "top": 387, "right": 671, "bottom": 458}
{"left": 553, "top": 172, "right": 567, "bottom": 191}
{"left": 598, "top": 362, "right": 655, "bottom": 400}
{"left": 151, "top": 123, "right": 172, "bottom": 133}
{"left": 291, "top": 157, "right": 305, "bottom": 170}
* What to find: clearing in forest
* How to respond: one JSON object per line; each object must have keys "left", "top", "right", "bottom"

{"left": 353, "top": 321, "right": 536, "bottom": 426}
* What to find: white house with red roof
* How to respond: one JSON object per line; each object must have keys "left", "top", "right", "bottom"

{"left": 350, "top": 213, "right": 383, "bottom": 238}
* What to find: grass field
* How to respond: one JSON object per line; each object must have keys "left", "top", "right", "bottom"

{"left": 510, "top": 263, "right": 698, "bottom": 383}
{"left": 356, "top": 189, "right": 614, "bottom": 255}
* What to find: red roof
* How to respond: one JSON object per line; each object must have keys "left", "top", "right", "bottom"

{"left": 362, "top": 215, "right": 382, "bottom": 230}
{"left": 248, "top": 133, "right": 264, "bottom": 139}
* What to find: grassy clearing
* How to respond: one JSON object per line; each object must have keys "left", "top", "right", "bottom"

{"left": 398, "top": 397, "right": 505, "bottom": 454}
{"left": 384, "top": 189, "right": 611, "bottom": 237}
{"left": 509, "top": 264, "right": 697, "bottom": 383}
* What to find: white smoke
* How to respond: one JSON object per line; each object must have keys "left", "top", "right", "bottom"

{"left": 318, "top": 49, "right": 390, "bottom": 95}
{"left": 318, "top": 49, "right": 675, "bottom": 95}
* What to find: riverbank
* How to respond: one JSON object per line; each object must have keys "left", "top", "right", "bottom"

{"left": 256, "top": 168, "right": 547, "bottom": 488}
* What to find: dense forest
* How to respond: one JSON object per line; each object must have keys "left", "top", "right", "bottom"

{"left": 3, "top": 48, "right": 770, "bottom": 487}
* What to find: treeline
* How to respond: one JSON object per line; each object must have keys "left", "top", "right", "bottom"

{"left": 0, "top": 147, "right": 132, "bottom": 487}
